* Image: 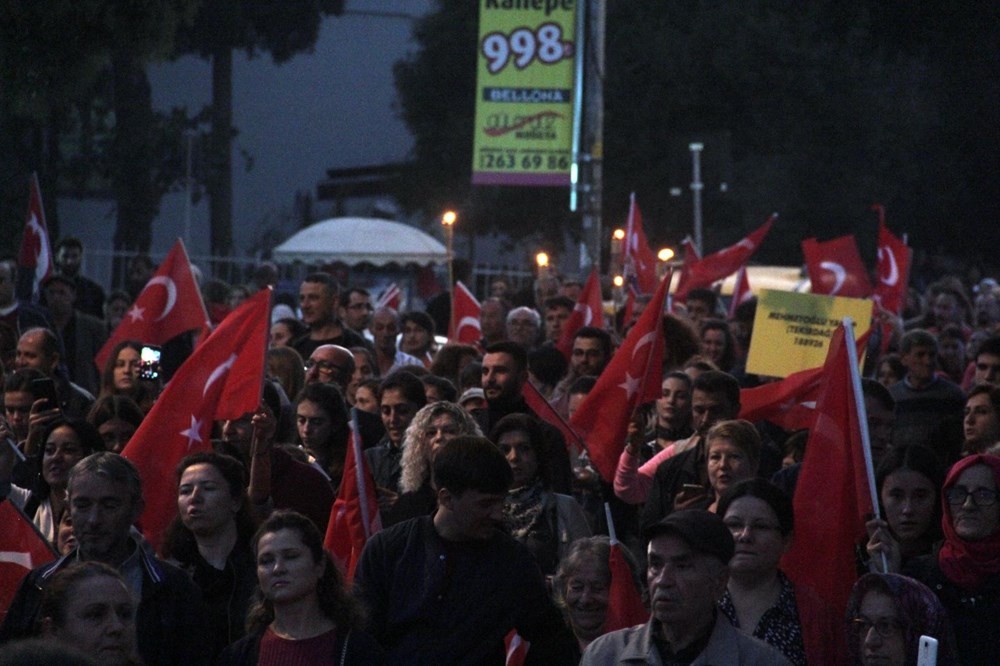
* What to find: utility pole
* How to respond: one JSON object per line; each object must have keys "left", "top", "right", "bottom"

{"left": 570, "top": 0, "right": 605, "bottom": 274}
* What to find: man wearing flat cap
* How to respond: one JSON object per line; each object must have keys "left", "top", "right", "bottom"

{"left": 581, "top": 510, "right": 790, "bottom": 665}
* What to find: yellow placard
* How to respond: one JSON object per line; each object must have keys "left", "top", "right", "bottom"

{"left": 471, "top": 0, "right": 577, "bottom": 186}
{"left": 746, "top": 289, "right": 873, "bottom": 378}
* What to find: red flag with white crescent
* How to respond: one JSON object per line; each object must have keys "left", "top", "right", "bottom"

{"left": 17, "top": 172, "right": 54, "bottom": 301}
{"left": 623, "top": 193, "right": 658, "bottom": 295}
{"left": 448, "top": 281, "right": 481, "bottom": 344}
{"left": 0, "top": 499, "right": 57, "bottom": 621}
{"left": 675, "top": 214, "right": 775, "bottom": 300}
{"left": 802, "top": 234, "right": 873, "bottom": 298}
{"left": 872, "top": 210, "right": 910, "bottom": 315}
{"left": 95, "top": 239, "right": 209, "bottom": 370}
{"left": 727, "top": 265, "right": 753, "bottom": 319}
{"left": 556, "top": 269, "right": 603, "bottom": 359}
{"left": 122, "top": 288, "right": 270, "bottom": 552}
{"left": 570, "top": 272, "right": 670, "bottom": 482}
{"left": 375, "top": 283, "right": 401, "bottom": 311}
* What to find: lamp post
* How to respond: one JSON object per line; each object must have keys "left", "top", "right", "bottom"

{"left": 442, "top": 210, "right": 456, "bottom": 293}
{"left": 689, "top": 142, "right": 704, "bottom": 255}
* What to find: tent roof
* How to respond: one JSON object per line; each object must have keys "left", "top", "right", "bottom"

{"left": 272, "top": 217, "right": 447, "bottom": 266}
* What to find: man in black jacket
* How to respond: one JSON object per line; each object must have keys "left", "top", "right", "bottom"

{"left": 0, "top": 452, "right": 210, "bottom": 665}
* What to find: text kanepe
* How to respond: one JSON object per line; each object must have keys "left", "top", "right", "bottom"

{"left": 485, "top": 0, "right": 574, "bottom": 16}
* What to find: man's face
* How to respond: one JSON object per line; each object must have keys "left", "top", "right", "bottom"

{"left": 15, "top": 332, "right": 56, "bottom": 374}
{"left": 44, "top": 281, "right": 76, "bottom": 317}
{"left": 865, "top": 395, "right": 895, "bottom": 465}
{"left": 441, "top": 488, "right": 506, "bottom": 541}
{"left": 0, "top": 263, "right": 14, "bottom": 307}
{"left": 647, "top": 534, "right": 728, "bottom": 628}
{"left": 571, "top": 336, "right": 608, "bottom": 376}
{"left": 296, "top": 400, "right": 333, "bottom": 452}
{"left": 964, "top": 392, "right": 1000, "bottom": 451}
{"left": 506, "top": 312, "right": 539, "bottom": 348}
{"left": 974, "top": 352, "right": 1000, "bottom": 386}
{"left": 544, "top": 306, "right": 571, "bottom": 342}
{"left": 932, "top": 293, "right": 959, "bottom": 327}
{"left": 305, "top": 346, "right": 351, "bottom": 389}
{"left": 901, "top": 345, "right": 936, "bottom": 386}
{"left": 69, "top": 472, "right": 141, "bottom": 563}
{"left": 371, "top": 311, "right": 399, "bottom": 352}
{"left": 4, "top": 390, "right": 33, "bottom": 441}
{"left": 379, "top": 388, "right": 418, "bottom": 446}
{"left": 701, "top": 329, "right": 726, "bottom": 365}
{"left": 479, "top": 300, "right": 506, "bottom": 339}
{"left": 685, "top": 298, "right": 711, "bottom": 324}
{"left": 340, "top": 292, "right": 373, "bottom": 331}
{"left": 221, "top": 413, "right": 254, "bottom": 457}
{"left": 57, "top": 246, "right": 82, "bottom": 276}
{"left": 691, "top": 389, "right": 736, "bottom": 436}
{"left": 482, "top": 352, "right": 525, "bottom": 403}
{"left": 298, "top": 281, "right": 335, "bottom": 327}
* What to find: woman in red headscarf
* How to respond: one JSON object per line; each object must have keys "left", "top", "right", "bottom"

{"left": 903, "top": 454, "right": 1000, "bottom": 665}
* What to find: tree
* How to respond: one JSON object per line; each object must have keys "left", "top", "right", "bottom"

{"left": 175, "top": 0, "right": 345, "bottom": 261}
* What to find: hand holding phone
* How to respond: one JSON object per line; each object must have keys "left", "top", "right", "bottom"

{"left": 140, "top": 345, "right": 162, "bottom": 381}
{"left": 30, "top": 377, "right": 59, "bottom": 411}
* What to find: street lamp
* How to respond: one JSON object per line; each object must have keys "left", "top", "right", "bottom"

{"left": 689, "top": 142, "right": 704, "bottom": 255}
{"left": 442, "top": 210, "right": 456, "bottom": 291}
{"left": 535, "top": 252, "right": 550, "bottom": 273}
{"left": 657, "top": 247, "right": 675, "bottom": 262}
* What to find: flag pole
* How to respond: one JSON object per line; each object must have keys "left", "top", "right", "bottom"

{"left": 604, "top": 502, "right": 618, "bottom": 545}
{"left": 350, "top": 407, "right": 373, "bottom": 540}
{"left": 842, "top": 316, "right": 888, "bottom": 573}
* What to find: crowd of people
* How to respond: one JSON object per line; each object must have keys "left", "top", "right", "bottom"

{"left": 0, "top": 238, "right": 998, "bottom": 665}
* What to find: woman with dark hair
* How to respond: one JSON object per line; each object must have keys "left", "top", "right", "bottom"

{"left": 903, "top": 454, "right": 1000, "bottom": 664}
{"left": 218, "top": 510, "right": 383, "bottom": 664}
{"left": 161, "top": 451, "right": 259, "bottom": 658}
{"left": 265, "top": 346, "right": 305, "bottom": 407}
{"left": 39, "top": 562, "right": 140, "bottom": 666}
{"left": 661, "top": 313, "right": 702, "bottom": 371}
{"left": 400, "top": 311, "right": 437, "bottom": 367}
{"left": 86, "top": 394, "right": 144, "bottom": 453}
{"left": 864, "top": 445, "right": 944, "bottom": 573}
{"left": 428, "top": 343, "right": 479, "bottom": 390}
{"left": 551, "top": 536, "right": 644, "bottom": 657}
{"left": 875, "top": 353, "right": 906, "bottom": 389}
{"left": 491, "top": 413, "right": 591, "bottom": 575}
{"left": 1, "top": 416, "right": 104, "bottom": 543}
{"left": 846, "top": 573, "right": 959, "bottom": 666}
{"left": 96, "top": 340, "right": 157, "bottom": 411}
{"left": 717, "top": 479, "right": 843, "bottom": 665}
{"left": 293, "top": 382, "right": 350, "bottom": 487}
{"left": 700, "top": 318, "right": 737, "bottom": 372}
{"left": 347, "top": 346, "right": 377, "bottom": 406}
{"left": 270, "top": 317, "right": 307, "bottom": 349}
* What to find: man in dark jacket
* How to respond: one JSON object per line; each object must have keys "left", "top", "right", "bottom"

{"left": 0, "top": 452, "right": 210, "bottom": 665}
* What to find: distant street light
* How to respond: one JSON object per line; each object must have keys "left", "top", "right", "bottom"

{"left": 657, "top": 247, "right": 675, "bottom": 262}
{"left": 536, "top": 252, "right": 550, "bottom": 272}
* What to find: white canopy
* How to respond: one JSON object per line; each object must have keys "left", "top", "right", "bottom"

{"left": 272, "top": 217, "right": 448, "bottom": 266}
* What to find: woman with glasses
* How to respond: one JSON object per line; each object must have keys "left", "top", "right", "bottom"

{"left": 716, "top": 479, "right": 842, "bottom": 665}
{"left": 845, "top": 573, "right": 958, "bottom": 666}
{"left": 904, "top": 454, "right": 1000, "bottom": 665}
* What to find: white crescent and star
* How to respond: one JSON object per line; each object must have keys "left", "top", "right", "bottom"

{"left": 203, "top": 354, "right": 238, "bottom": 397}
{"left": 878, "top": 246, "right": 899, "bottom": 286}
{"left": 619, "top": 332, "right": 658, "bottom": 398}
{"left": 573, "top": 302, "right": 594, "bottom": 326}
{"left": 455, "top": 316, "right": 481, "bottom": 338}
{"left": 819, "top": 261, "right": 846, "bottom": 295}
{"left": 144, "top": 276, "right": 178, "bottom": 321}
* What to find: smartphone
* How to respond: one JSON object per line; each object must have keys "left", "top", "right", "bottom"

{"left": 916, "top": 635, "right": 938, "bottom": 666}
{"left": 30, "top": 377, "right": 59, "bottom": 410}
{"left": 139, "top": 345, "right": 162, "bottom": 381}
{"left": 682, "top": 483, "right": 705, "bottom": 494}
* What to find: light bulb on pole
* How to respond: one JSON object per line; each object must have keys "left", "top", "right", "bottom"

{"left": 442, "top": 210, "right": 457, "bottom": 295}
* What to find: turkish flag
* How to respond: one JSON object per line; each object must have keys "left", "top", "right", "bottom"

{"left": 872, "top": 211, "right": 910, "bottom": 315}
{"left": 122, "top": 288, "right": 270, "bottom": 552}
{"left": 603, "top": 541, "right": 649, "bottom": 632}
{"left": 675, "top": 214, "right": 775, "bottom": 300}
{"left": 556, "top": 269, "right": 603, "bottom": 359}
{"left": 95, "top": 239, "right": 209, "bottom": 370}
{"left": 739, "top": 366, "right": 825, "bottom": 432}
{"left": 16, "top": 172, "right": 54, "bottom": 301}
{"left": 504, "top": 629, "right": 530, "bottom": 666}
{"left": 727, "top": 265, "right": 753, "bottom": 319}
{"left": 623, "top": 193, "right": 658, "bottom": 295}
{"left": 324, "top": 412, "right": 381, "bottom": 583}
{"left": 570, "top": 272, "right": 669, "bottom": 483}
{"left": 781, "top": 322, "right": 873, "bottom": 617}
{"left": 448, "top": 281, "right": 481, "bottom": 345}
{"left": 0, "top": 500, "right": 57, "bottom": 622}
{"left": 522, "top": 381, "right": 585, "bottom": 456}
{"left": 802, "top": 235, "right": 873, "bottom": 298}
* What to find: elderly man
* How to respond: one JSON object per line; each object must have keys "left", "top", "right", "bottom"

{"left": 0, "top": 452, "right": 210, "bottom": 665}
{"left": 292, "top": 272, "right": 368, "bottom": 359}
{"left": 478, "top": 296, "right": 508, "bottom": 348}
{"left": 370, "top": 306, "right": 422, "bottom": 376}
{"left": 355, "top": 436, "right": 575, "bottom": 663}
{"left": 506, "top": 306, "right": 541, "bottom": 350}
{"left": 14, "top": 327, "right": 93, "bottom": 418}
{"left": 581, "top": 510, "right": 789, "bottom": 664}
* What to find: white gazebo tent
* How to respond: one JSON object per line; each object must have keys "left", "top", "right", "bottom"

{"left": 272, "top": 217, "right": 447, "bottom": 266}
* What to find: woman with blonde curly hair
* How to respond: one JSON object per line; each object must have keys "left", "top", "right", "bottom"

{"left": 385, "top": 401, "right": 482, "bottom": 526}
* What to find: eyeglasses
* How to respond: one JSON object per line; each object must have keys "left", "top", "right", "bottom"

{"left": 304, "top": 359, "right": 348, "bottom": 377}
{"left": 851, "top": 617, "right": 902, "bottom": 639}
{"left": 945, "top": 486, "right": 998, "bottom": 507}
